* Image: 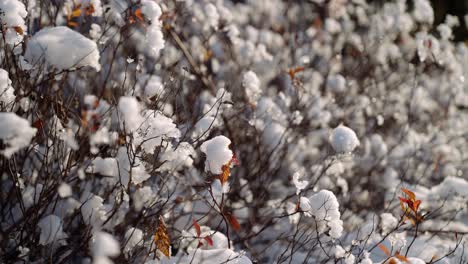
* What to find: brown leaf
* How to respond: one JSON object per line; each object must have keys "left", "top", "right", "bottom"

{"left": 287, "top": 66, "right": 305, "bottom": 80}
{"left": 84, "top": 4, "right": 95, "bottom": 16}
{"left": 154, "top": 216, "right": 170, "bottom": 257}
{"left": 13, "top": 26, "right": 23, "bottom": 35}
{"left": 67, "top": 21, "right": 79, "bottom": 27}
{"left": 193, "top": 219, "right": 201, "bottom": 237}
{"left": 225, "top": 212, "right": 241, "bottom": 232}
{"left": 32, "top": 119, "right": 44, "bottom": 130}
{"left": 394, "top": 252, "right": 409, "bottom": 263}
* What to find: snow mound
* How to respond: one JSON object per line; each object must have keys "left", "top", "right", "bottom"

{"left": 118, "top": 96, "right": 143, "bottom": 133}
{"left": 91, "top": 231, "right": 120, "bottom": 263}
{"left": 329, "top": 125, "right": 360, "bottom": 153}
{"left": 0, "top": 0, "right": 27, "bottom": 45}
{"left": 200, "top": 136, "right": 233, "bottom": 174}
{"left": 243, "top": 71, "right": 261, "bottom": 103}
{"left": 24, "top": 26, "right": 100, "bottom": 71}
{"left": 308, "top": 190, "right": 343, "bottom": 239}
{"left": 37, "top": 215, "right": 68, "bottom": 245}
{"left": 0, "top": 112, "right": 37, "bottom": 158}
{"left": 162, "top": 248, "right": 252, "bottom": 264}
{"left": 0, "top": 69, "right": 16, "bottom": 106}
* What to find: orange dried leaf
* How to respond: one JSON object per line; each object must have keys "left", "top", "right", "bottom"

{"left": 394, "top": 252, "right": 409, "bottom": 263}
{"left": 378, "top": 243, "right": 390, "bottom": 257}
{"left": 412, "top": 200, "right": 421, "bottom": 212}
{"left": 84, "top": 4, "right": 95, "bottom": 16}
{"left": 134, "top": 8, "right": 144, "bottom": 21}
{"left": 68, "top": 21, "right": 79, "bottom": 27}
{"left": 193, "top": 219, "right": 201, "bottom": 237}
{"left": 287, "top": 66, "right": 305, "bottom": 80}
{"left": 218, "top": 163, "right": 231, "bottom": 185}
{"left": 401, "top": 188, "right": 416, "bottom": 201}
{"left": 225, "top": 212, "right": 241, "bottom": 232}
{"left": 71, "top": 6, "right": 82, "bottom": 17}
{"left": 13, "top": 26, "right": 23, "bottom": 35}
{"left": 154, "top": 217, "right": 171, "bottom": 257}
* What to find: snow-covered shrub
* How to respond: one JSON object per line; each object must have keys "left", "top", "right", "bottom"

{"left": 0, "top": 0, "right": 466, "bottom": 263}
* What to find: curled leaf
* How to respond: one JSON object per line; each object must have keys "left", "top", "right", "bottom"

{"left": 225, "top": 211, "right": 241, "bottom": 232}
{"left": 193, "top": 219, "right": 201, "bottom": 237}
{"left": 154, "top": 216, "right": 171, "bottom": 258}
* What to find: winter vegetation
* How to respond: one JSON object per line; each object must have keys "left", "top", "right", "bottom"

{"left": 1, "top": 0, "right": 468, "bottom": 263}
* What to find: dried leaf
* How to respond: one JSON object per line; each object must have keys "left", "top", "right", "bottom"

{"left": 68, "top": 21, "right": 79, "bottom": 27}
{"left": 84, "top": 4, "right": 95, "bottom": 16}
{"left": 378, "top": 243, "right": 390, "bottom": 257}
{"left": 71, "top": 5, "right": 82, "bottom": 17}
{"left": 203, "top": 236, "right": 214, "bottom": 246}
{"left": 13, "top": 26, "right": 23, "bottom": 35}
{"left": 231, "top": 154, "right": 240, "bottom": 166}
{"left": 401, "top": 188, "right": 416, "bottom": 201}
{"left": 193, "top": 219, "right": 201, "bottom": 237}
{"left": 394, "top": 252, "right": 409, "bottom": 263}
{"left": 134, "top": 8, "right": 144, "bottom": 22}
{"left": 287, "top": 66, "right": 305, "bottom": 80}
{"left": 154, "top": 216, "right": 170, "bottom": 257}
{"left": 32, "top": 119, "right": 44, "bottom": 131}
{"left": 218, "top": 162, "right": 231, "bottom": 185}
{"left": 225, "top": 212, "right": 241, "bottom": 232}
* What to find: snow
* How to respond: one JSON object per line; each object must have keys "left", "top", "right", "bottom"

{"left": 327, "top": 74, "right": 347, "bottom": 93}
{"left": 116, "top": 146, "right": 150, "bottom": 186}
{"left": 118, "top": 96, "right": 143, "bottom": 133}
{"left": 292, "top": 172, "right": 309, "bottom": 195}
{"left": 124, "top": 227, "right": 144, "bottom": 253}
{"left": 0, "top": 0, "right": 27, "bottom": 46}
{"left": 58, "top": 183, "right": 72, "bottom": 198}
{"left": 0, "top": 112, "right": 37, "bottom": 158}
{"left": 24, "top": 26, "right": 101, "bottom": 71}
{"left": 430, "top": 176, "right": 468, "bottom": 198}
{"left": 205, "top": 3, "right": 220, "bottom": 30}
{"left": 413, "top": 0, "right": 434, "bottom": 24}
{"left": 81, "top": 193, "right": 107, "bottom": 228}
{"left": 89, "top": 157, "right": 119, "bottom": 177}
{"left": 136, "top": 111, "right": 180, "bottom": 153}
{"left": 0, "top": 69, "right": 16, "bottom": 106}
{"left": 243, "top": 71, "right": 261, "bottom": 103}
{"left": 91, "top": 231, "right": 120, "bottom": 263}
{"left": 37, "top": 215, "right": 67, "bottom": 245}
{"left": 307, "top": 190, "right": 343, "bottom": 239}
{"left": 200, "top": 136, "right": 233, "bottom": 174}
{"left": 141, "top": 0, "right": 162, "bottom": 20}
{"left": 158, "top": 142, "right": 195, "bottom": 172}
{"left": 329, "top": 125, "right": 360, "bottom": 153}
{"left": 380, "top": 213, "right": 398, "bottom": 234}
{"left": 141, "top": 1, "right": 164, "bottom": 57}
{"left": 162, "top": 248, "right": 252, "bottom": 264}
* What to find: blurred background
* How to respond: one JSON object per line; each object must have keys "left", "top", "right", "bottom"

{"left": 430, "top": 0, "right": 467, "bottom": 42}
